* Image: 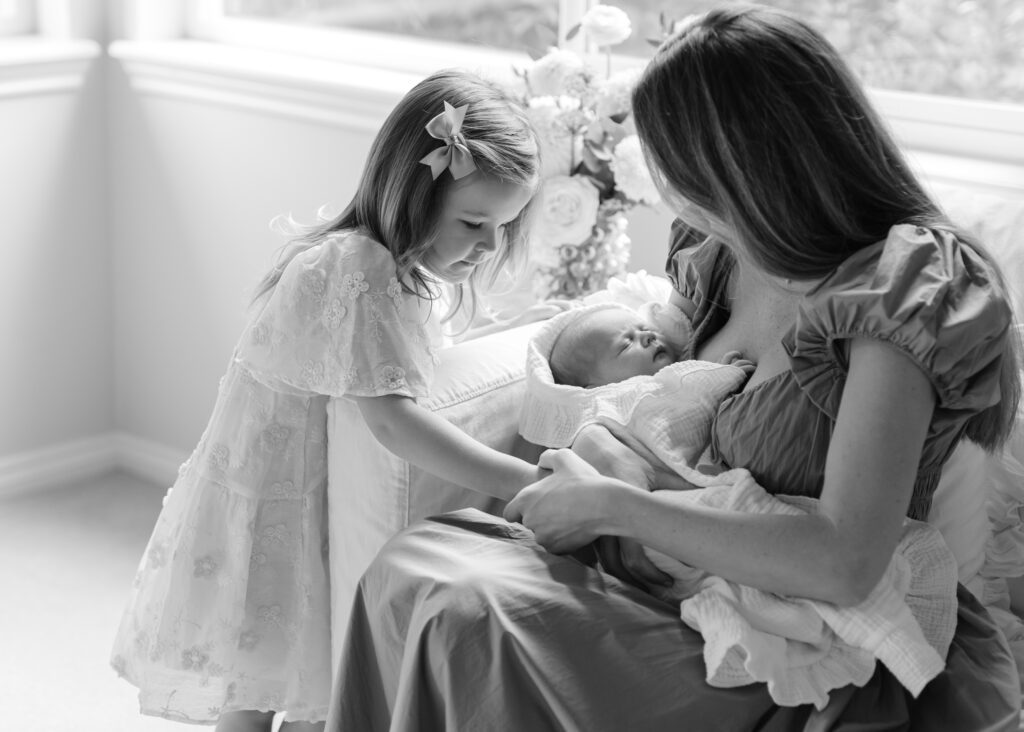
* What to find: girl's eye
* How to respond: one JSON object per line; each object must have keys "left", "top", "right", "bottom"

{"left": 462, "top": 221, "right": 483, "bottom": 230}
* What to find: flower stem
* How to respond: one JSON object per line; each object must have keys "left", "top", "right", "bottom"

{"left": 605, "top": 47, "right": 611, "bottom": 78}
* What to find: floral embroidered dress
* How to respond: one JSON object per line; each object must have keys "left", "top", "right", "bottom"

{"left": 111, "top": 231, "right": 442, "bottom": 724}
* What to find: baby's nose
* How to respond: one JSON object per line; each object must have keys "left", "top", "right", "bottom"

{"left": 639, "top": 331, "right": 657, "bottom": 348}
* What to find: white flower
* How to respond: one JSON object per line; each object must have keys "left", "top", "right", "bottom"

{"left": 527, "top": 96, "right": 580, "bottom": 178}
{"left": 534, "top": 175, "right": 601, "bottom": 247}
{"left": 579, "top": 5, "right": 632, "bottom": 48}
{"left": 610, "top": 135, "right": 660, "bottom": 205}
{"left": 594, "top": 68, "right": 642, "bottom": 122}
{"left": 526, "top": 48, "right": 588, "bottom": 97}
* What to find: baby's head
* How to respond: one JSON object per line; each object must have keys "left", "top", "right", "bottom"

{"left": 549, "top": 307, "right": 678, "bottom": 388}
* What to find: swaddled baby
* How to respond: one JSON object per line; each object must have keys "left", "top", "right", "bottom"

{"left": 520, "top": 301, "right": 753, "bottom": 486}
{"left": 519, "top": 302, "right": 959, "bottom": 710}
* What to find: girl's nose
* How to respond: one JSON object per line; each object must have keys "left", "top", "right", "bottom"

{"left": 477, "top": 227, "right": 501, "bottom": 253}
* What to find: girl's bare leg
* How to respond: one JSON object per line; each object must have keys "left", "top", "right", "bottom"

{"left": 214, "top": 710, "right": 276, "bottom": 732}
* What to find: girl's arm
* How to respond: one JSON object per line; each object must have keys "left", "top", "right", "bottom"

{"left": 353, "top": 394, "right": 541, "bottom": 501}
{"left": 507, "top": 337, "right": 935, "bottom": 606}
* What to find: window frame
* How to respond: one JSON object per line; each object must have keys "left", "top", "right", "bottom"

{"left": 0, "top": 0, "right": 34, "bottom": 35}
{"left": 185, "top": 0, "right": 595, "bottom": 75}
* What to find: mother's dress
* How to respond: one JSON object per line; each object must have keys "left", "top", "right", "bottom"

{"left": 327, "top": 224, "right": 1021, "bottom": 731}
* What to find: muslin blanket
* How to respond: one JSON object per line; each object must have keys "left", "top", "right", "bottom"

{"left": 519, "top": 302, "right": 748, "bottom": 480}
{"left": 519, "top": 304, "right": 960, "bottom": 709}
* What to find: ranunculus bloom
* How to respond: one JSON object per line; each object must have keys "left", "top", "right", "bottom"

{"left": 526, "top": 48, "right": 588, "bottom": 97}
{"left": 610, "top": 135, "right": 660, "bottom": 205}
{"left": 534, "top": 175, "right": 601, "bottom": 247}
{"left": 579, "top": 5, "right": 632, "bottom": 48}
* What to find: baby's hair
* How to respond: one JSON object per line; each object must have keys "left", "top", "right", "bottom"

{"left": 549, "top": 311, "right": 605, "bottom": 388}
{"left": 252, "top": 68, "right": 541, "bottom": 325}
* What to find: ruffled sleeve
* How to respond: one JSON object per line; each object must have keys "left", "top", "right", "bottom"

{"left": 786, "top": 224, "right": 1012, "bottom": 418}
{"left": 235, "top": 232, "right": 440, "bottom": 398}
{"left": 665, "top": 221, "right": 736, "bottom": 360}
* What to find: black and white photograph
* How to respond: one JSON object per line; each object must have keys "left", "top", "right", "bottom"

{"left": 3, "top": 1, "right": 1024, "bottom": 730}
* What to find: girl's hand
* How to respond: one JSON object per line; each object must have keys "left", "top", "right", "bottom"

{"left": 504, "top": 449, "right": 620, "bottom": 554}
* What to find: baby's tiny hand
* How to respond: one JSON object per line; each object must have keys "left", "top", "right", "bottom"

{"left": 721, "top": 350, "right": 756, "bottom": 375}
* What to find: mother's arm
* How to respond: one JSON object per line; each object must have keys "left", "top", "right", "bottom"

{"left": 507, "top": 337, "right": 935, "bottom": 606}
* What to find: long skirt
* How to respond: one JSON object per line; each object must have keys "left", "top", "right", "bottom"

{"left": 327, "top": 509, "right": 1021, "bottom": 732}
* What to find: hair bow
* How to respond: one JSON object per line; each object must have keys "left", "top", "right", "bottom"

{"left": 419, "top": 101, "right": 477, "bottom": 180}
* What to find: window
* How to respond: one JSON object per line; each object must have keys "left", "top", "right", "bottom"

{"left": 0, "top": 0, "right": 34, "bottom": 35}
{"left": 614, "top": 0, "right": 1024, "bottom": 106}
{"left": 195, "top": 0, "right": 1024, "bottom": 106}
{"left": 220, "top": 0, "right": 562, "bottom": 58}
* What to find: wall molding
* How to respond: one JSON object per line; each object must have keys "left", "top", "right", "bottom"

{"left": 109, "top": 39, "right": 414, "bottom": 131}
{"left": 0, "top": 37, "right": 101, "bottom": 99}
{"left": 0, "top": 433, "right": 187, "bottom": 499}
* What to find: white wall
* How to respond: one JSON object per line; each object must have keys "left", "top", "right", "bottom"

{"left": 0, "top": 41, "right": 109, "bottom": 459}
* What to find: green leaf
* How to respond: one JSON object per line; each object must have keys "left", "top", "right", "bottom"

{"left": 565, "top": 23, "right": 581, "bottom": 41}
{"left": 609, "top": 111, "right": 630, "bottom": 124}
{"left": 647, "top": 37, "right": 663, "bottom": 47}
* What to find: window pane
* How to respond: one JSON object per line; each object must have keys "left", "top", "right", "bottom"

{"left": 224, "top": 0, "right": 560, "bottom": 58}
{"left": 612, "top": 0, "right": 1024, "bottom": 105}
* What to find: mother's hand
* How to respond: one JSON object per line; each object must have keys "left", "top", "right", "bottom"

{"left": 570, "top": 426, "right": 676, "bottom": 589}
{"left": 504, "top": 449, "right": 621, "bottom": 555}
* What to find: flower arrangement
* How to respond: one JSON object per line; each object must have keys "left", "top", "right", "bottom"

{"left": 512, "top": 5, "right": 661, "bottom": 300}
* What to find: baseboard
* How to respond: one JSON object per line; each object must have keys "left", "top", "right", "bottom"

{"left": 0, "top": 432, "right": 188, "bottom": 498}
{"left": 0, "top": 434, "right": 119, "bottom": 498}
{"left": 111, "top": 432, "right": 189, "bottom": 488}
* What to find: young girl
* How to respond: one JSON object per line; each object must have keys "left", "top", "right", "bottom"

{"left": 111, "top": 69, "right": 546, "bottom": 732}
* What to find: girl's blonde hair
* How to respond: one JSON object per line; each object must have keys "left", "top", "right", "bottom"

{"left": 632, "top": 4, "right": 1021, "bottom": 450}
{"left": 253, "top": 68, "right": 540, "bottom": 322}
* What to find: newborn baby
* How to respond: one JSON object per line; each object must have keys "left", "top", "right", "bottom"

{"left": 520, "top": 301, "right": 753, "bottom": 489}
{"left": 548, "top": 305, "right": 752, "bottom": 388}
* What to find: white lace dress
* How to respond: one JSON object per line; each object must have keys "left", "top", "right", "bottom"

{"left": 110, "top": 231, "right": 442, "bottom": 724}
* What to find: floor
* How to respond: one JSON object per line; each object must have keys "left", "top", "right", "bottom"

{"left": 1, "top": 471, "right": 199, "bottom": 731}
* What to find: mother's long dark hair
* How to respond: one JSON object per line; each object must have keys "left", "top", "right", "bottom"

{"left": 632, "top": 4, "right": 1020, "bottom": 450}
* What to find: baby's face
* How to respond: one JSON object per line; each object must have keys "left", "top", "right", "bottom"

{"left": 581, "top": 309, "right": 677, "bottom": 387}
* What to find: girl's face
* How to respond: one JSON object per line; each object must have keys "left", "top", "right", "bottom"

{"left": 423, "top": 173, "right": 535, "bottom": 284}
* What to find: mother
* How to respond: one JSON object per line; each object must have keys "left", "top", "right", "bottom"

{"left": 328, "top": 5, "right": 1022, "bottom": 730}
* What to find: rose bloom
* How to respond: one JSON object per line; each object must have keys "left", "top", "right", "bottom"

{"left": 611, "top": 135, "right": 661, "bottom": 206}
{"left": 526, "top": 48, "right": 588, "bottom": 97}
{"left": 579, "top": 5, "right": 632, "bottom": 48}
{"left": 534, "top": 175, "right": 601, "bottom": 247}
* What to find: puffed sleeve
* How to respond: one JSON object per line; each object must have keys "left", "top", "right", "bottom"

{"left": 786, "top": 225, "right": 1013, "bottom": 418}
{"left": 235, "top": 232, "right": 439, "bottom": 398}
{"left": 665, "top": 220, "right": 736, "bottom": 359}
